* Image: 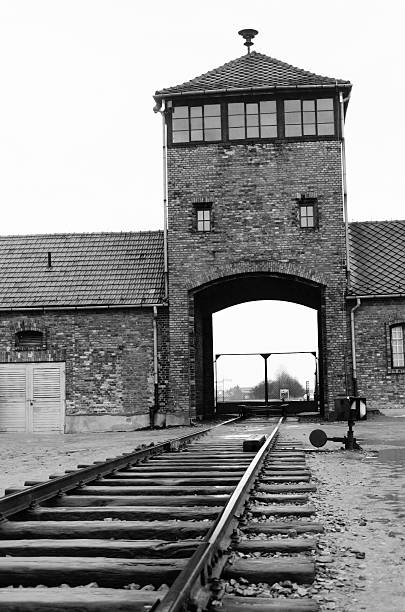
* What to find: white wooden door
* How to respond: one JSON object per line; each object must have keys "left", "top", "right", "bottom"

{"left": 0, "top": 364, "right": 28, "bottom": 432}
{"left": 0, "top": 363, "right": 65, "bottom": 433}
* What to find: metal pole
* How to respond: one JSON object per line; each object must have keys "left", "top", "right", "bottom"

{"left": 261, "top": 354, "right": 270, "bottom": 407}
{"left": 214, "top": 356, "right": 219, "bottom": 411}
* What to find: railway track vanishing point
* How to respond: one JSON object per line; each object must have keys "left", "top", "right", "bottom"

{"left": 0, "top": 417, "right": 322, "bottom": 611}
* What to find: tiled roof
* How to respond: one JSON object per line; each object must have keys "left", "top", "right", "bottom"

{"left": 348, "top": 221, "right": 405, "bottom": 295}
{"left": 0, "top": 231, "right": 165, "bottom": 308}
{"left": 155, "top": 51, "right": 351, "bottom": 97}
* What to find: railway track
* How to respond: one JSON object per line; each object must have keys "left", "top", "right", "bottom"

{"left": 0, "top": 417, "right": 322, "bottom": 611}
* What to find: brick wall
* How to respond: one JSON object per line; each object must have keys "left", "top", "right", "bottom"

{"left": 351, "top": 298, "right": 405, "bottom": 410}
{"left": 167, "top": 140, "right": 348, "bottom": 419}
{"left": 0, "top": 308, "right": 169, "bottom": 419}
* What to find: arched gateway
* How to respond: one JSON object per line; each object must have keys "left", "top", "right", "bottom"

{"left": 154, "top": 32, "right": 352, "bottom": 424}
{"left": 191, "top": 269, "right": 325, "bottom": 418}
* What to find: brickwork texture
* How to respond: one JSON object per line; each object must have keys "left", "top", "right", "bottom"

{"left": 167, "top": 140, "right": 348, "bottom": 419}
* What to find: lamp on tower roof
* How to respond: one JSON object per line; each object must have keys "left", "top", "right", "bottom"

{"left": 238, "top": 28, "right": 258, "bottom": 54}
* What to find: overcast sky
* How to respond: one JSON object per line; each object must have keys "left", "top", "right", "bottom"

{"left": 1, "top": 0, "right": 404, "bottom": 236}
{"left": 0, "top": 1, "right": 403, "bottom": 389}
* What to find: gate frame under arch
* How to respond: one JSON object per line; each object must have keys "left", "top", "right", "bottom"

{"left": 187, "top": 263, "right": 327, "bottom": 420}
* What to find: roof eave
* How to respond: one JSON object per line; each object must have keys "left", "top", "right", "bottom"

{"left": 154, "top": 81, "right": 352, "bottom": 101}
{"left": 346, "top": 292, "right": 405, "bottom": 300}
{"left": 0, "top": 302, "right": 167, "bottom": 312}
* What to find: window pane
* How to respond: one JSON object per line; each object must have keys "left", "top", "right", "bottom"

{"left": 173, "top": 106, "right": 188, "bottom": 118}
{"left": 317, "top": 98, "right": 334, "bottom": 110}
{"left": 204, "top": 104, "right": 220, "bottom": 116}
{"left": 246, "top": 103, "right": 258, "bottom": 115}
{"left": 228, "top": 115, "right": 245, "bottom": 128}
{"left": 300, "top": 217, "right": 308, "bottom": 227}
{"left": 307, "top": 216, "right": 314, "bottom": 227}
{"left": 205, "top": 128, "right": 221, "bottom": 141}
{"left": 285, "top": 112, "right": 301, "bottom": 125}
{"left": 261, "top": 125, "right": 277, "bottom": 137}
{"left": 261, "top": 113, "right": 277, "bottom": 126}
{"left": 303, "top": 124, "right": 316, "bottom": 135}
{"left": 317, "top": 110, "right": 334, "bottom": 123}
{"left": 392, "top": 325, "right": 405, "bottom": 367}
{"left": 285, "top": 124, "right": 302, "bottom": 137}
{"left": 260, "top": 100, "right": 276, "bottom": 113}
{"left": 172, "top": 131, "right": 189, "bottom": 143}
{"left": 197, "top": 208, "right": 211, "bottom": 231}
{"left": 317, "top": 123, "right": 335, "bottom": 135}
{"left": 284, "top": 100, "right": 300, "bottom": 111}
{"left": 204, "top": 116, "right": 221, "bottom": 129}
{"left": 190, "top": 117, "right": 203, "bottom": 129}
{"left": 394, "top": 354, "right": 405, "bottom": 367}
{"left": 303, "top": 111, "right": 315, "bottom": 124}
{"left": 303, "top": 100, "right": 315, "bottom": 111}
{"left": 246, "top": 115, "right": 259, "bottom": 127}
{"left": 247, "top": 126, "right": 259, "bottom": 138}
{"left": 228, "top": 102, "right": 244, "bottom": 115}
{"left": 172, "top": 118, "right": 189, "bottom": 131}
{"left": 190, "top": 106, "right": 202, "bottom": 117}
{"left": 229, "top": 127, "right": 245, "bottom": 139}
{"left": 191, "top": 130, "right": 203, "bottom": 141}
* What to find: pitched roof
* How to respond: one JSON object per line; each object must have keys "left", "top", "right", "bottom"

{"left": 348, "top": 221, "right": 405, "bottom": 296}
{"left": 0, "top": 231, "right": 165, "bottom": 309}
{"left": 155, "top": 51, "right": 351, "bottom": 98}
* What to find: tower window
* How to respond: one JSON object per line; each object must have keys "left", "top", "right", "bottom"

{"left": 195, "top": 206, "right": 212, "bottom": 232}
{"left": 298, "top": 198, "right": 317, "bottom": 228}
{"left": 172, "top": 104, "right": 222, "bottom": 143}
{"left": 284, "top": 98, "right": 335, "bottom": 137}
{"left": 228, "top": 100, "right": 277, "bottom": 140}
{"left": 391, "top": 325, "right": 405, "bottom": 368}
{"left": 15, "top": 330, "right": 45, "bottom": 350}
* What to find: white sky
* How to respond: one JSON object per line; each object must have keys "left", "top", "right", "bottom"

{"left": 0, "top": 1, "right": 403, "bottom": 387}
{"left": 213, "top": 302, "right": 318, "bottom": 389}
{"left": 0, "top": 0, "right": 404, "bottom": 235}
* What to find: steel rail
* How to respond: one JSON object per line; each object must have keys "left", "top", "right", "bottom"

{"left": 0, "top": 417, "right": 239, "bottom": 520}
{"left": 152, "top": 416, "right": 283, "bottom": 612}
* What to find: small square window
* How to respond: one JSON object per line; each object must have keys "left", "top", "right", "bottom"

{"left": 195, "top": 206, "right": 212, "bottom": 232}
{"left": 298, "top": 199, "right": 317, "bottom": 229}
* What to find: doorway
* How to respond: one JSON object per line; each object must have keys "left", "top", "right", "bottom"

{"left": 0, "top": 362, "right": 65, "bottom": 433}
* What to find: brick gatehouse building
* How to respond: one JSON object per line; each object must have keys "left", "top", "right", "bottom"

{"left": 0, "top": 34, "right": 404, "bottom": 432}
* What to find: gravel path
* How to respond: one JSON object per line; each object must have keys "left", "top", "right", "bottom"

{"left": 282, "top": 412, "right": 405, "bottom": 611}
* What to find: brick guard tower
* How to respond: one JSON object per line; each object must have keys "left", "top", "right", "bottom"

{"left": 154, "top": 31, "right": 352, "bottom": 424}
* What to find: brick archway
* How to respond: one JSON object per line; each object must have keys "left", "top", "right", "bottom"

{"left": 187, "top": 260, "right": 327, "bottom": 293}
{"left": 189, "top": 269, "right": 326, "bottom": 419}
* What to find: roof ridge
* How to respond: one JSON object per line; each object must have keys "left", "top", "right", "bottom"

{"left": 156, "top": 49, "right": 351, "bottom": 97}
{"left": 155, "top": 52, "right": 248, "bottom": 94}
{"left": 249, "top": 51, "right": 340, "bottom": 81}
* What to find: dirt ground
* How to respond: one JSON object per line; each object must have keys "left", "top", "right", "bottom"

{"left": 0, "top": 412, "right": 404, "bottom": 611}
{"left": 0, "top": 423, "right": 211, "bottom": 497}
{"left": 282, "top": 409, "right": 405, "bottom": 612}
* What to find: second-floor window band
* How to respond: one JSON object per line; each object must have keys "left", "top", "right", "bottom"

{"left": 172, "top": 104, "right": 222, "bottom": 143}
{"left": 284, "top": 98, "right": 335, "bottom": 137}
{"left": 228, "top": 101, "right": 277, "bottom": 140}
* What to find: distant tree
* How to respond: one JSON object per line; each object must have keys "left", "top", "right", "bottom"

{"left": 224, "top": 385, "right": 244, "bottom": 400}
{"left": 250, "top": 370, "right": 305, "bottom": 400}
